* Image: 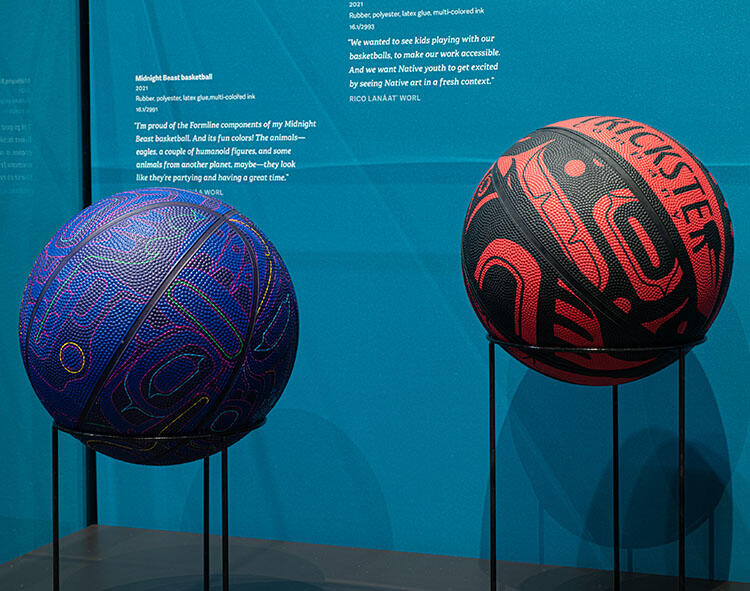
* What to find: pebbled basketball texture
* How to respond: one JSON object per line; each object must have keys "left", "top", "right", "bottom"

{"left": 461, "top": 116, "right": 733, "bottom": 385}
{"left": 19, "top": 188, "right": 298, "bottom": 464}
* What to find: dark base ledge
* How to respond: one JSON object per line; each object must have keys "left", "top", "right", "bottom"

{"left": 0, "top": 525, "right": 746, "bottom": 591}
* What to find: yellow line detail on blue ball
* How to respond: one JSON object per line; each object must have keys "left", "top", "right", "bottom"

{"left": 60, "top": 342, "right": 85, "bottom": 374}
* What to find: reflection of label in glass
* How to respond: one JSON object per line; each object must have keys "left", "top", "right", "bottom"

{"left": 0, "top": 77, "right": 33, "bottom": 193}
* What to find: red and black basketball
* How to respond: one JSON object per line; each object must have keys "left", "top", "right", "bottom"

{"left": 461, "top": 116, "right": 733, "bottom": 385}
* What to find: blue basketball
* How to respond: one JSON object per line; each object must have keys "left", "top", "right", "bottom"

{"left": 19, "top": 188, "right": 298, "bottom": 464}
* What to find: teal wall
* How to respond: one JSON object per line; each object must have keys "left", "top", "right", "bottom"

{"left": 4, "top": 0, "right": 750, "bottom": 584}
{"left": 0, "top": 0, "right": 84, "bottom": 565}
{"left": 87, "top": 0, "right": 750, "bottom": 581}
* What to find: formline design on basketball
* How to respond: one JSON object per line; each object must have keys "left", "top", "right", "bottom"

{"left": 20, "top": 187, "right": 298, "bottom": 464}
{"left": 461, "top": 116, "right": 733, "bottom": 385}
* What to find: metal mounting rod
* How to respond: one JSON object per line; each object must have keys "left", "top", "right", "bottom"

{"left": 489, "top": 341, "right": 497, "bottom": 591}
{"left": 613, "top": 384, "right": 620, "bottom": 591}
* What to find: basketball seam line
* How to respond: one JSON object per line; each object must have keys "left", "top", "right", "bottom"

{"left": 225, "top": 215, "right": 299, "bottom": 414}
{"left": 22, "top": 199, "right": 230, "bottom": 375}
{"left": 460, "top": 234, "right": 498, "bottom": 337}
{"left": 461, "top": 174, "right": 507, "bottom": 339}
{"left": 485, "top": 160, "right": 660, "bottom": 349}
{"left": 212, "top": 217, "right": 261, "bottom": 408}
{"left": 667, "top": 139, "right": 734, "bottom": 332}
{"left": 75, "top": 208, "right": 239, "bottom": 430}
{"left": 144, "top": 217, "right": 262, "bottom": 461}
{"left": 543, "top": 125, "right": 699, "bottom": 303}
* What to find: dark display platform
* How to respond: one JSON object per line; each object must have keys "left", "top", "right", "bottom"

{"left": 0, "top": 525, "right": 746, "bottom": 591}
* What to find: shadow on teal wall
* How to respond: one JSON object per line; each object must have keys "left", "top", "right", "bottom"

{"left": 0, "top": 0, "right": 737, "bottom": 584}
{"left": 483, "top": 295, "right": 749, "bottom": 579}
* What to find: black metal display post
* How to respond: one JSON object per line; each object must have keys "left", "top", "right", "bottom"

{"left": 78, "top": 0, "right": 97, "bottom": 533}
{"left": 486, "top": 337, "right": 703, "bottom": 591}
{"left": 50, "top": 422, "right": 263, "bottom": 591}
